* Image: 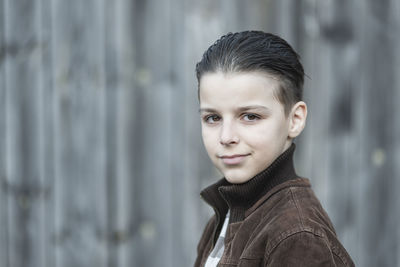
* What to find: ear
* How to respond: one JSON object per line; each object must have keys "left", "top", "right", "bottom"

{"left": 288, "top": 101, "right": 307, "bottom": 139}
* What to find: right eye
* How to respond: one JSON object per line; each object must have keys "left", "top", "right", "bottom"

{"left": 203, "top": 114, "right": 221, "bottom": 124}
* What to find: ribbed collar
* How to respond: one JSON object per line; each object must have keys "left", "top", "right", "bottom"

{"left": 200, "top": 143, "right": 299, "bottom": 224}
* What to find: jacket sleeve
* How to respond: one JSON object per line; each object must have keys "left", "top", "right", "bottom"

{"left": 264, "top": 231, "right": 337, "bottom": 267}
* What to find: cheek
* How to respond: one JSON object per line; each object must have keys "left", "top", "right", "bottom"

{"left": 201, "top": 127, "right": 217, "bottom": 151}
{"left": 242, "top": 125, "right": 275, "bottom": 147}
{"left": 242, "top": 121, "right": 288, "bottom": 148}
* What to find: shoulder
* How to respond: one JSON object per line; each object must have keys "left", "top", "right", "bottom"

{"left": 258, "top": 183, "right": 331, "bottom": 241}
{"left": 255, "top": 184, "right": 333, "bottom": 247}
{"left": 258, "top": 180, "right": 336, "bottom": 235}
{"left": 254, "top": 183, "right": 353, "bottom": 266}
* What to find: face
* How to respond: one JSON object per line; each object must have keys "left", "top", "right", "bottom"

{"left": 199, "top": 71, "right": 297, "bottom": 184}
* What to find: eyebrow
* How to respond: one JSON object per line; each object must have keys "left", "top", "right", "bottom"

{"left": 199, "top": 107, "right": 217, "bottom": 113}
{"left": 199, "top": 105, "right": 271, "bottom": 113}
{"left": 237, "top": 105, "right": 271, "bottom": 112}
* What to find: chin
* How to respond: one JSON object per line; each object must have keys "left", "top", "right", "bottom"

{"left": 225, "top": 172, "right": 252, "bottom": 184}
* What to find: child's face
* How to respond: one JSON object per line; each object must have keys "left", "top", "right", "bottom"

{"left": 199, "top": 71, "right": 294, "bottom": 184}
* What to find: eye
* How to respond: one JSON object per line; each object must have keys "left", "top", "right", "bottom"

{"left": 242, "top": 113, "right": 260, "bottom": 122}
{"left": 203, "top": 114, "right": 221, "bottom": 124}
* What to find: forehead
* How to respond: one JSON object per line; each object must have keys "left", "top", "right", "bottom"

{"left": 199, "top": 71, "right": 282, "bottom": 109}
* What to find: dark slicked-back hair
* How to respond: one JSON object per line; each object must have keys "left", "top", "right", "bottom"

{"left": 195, "top": 31, "right": 305, "bottom": 115}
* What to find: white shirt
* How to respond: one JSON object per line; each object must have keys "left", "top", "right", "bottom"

{"left": 204, "top": 211, "right": 230, "bottom": 267}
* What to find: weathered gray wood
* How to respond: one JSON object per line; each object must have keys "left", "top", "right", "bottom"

{"left": 1, "top": 0, "right": 400, "bottom": 266}
{"left": 110, "top": 1, "right": 138, "bottom": 266}
{"left": 51, "top": 0, "right": 108, "bottom": 266}
{"left": 0, "top": 0, "right": 9, "bottom": 266}
{"left": 129, "top": 0, "right": 176, "bottom": 266}
{"left": 305, "top": 0, "right": 359, "bottom": 261}
{"left": 3, "top": 0, "right": 48, "bottom": 266}
{"left": 39, "top": 0, "right": 56, "bottom": 266}
{"left": 293, "top": 1, "right": 400, "bottom": 266}
{"left": 353, "top": 1, "right": 399, "bottom": 266}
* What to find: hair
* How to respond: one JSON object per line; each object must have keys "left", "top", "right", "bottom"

{"left": 195, "top": 31, "right": 305, "bottom": 116}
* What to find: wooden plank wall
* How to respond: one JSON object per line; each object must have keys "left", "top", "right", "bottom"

{"left": 294, "top": 1, "right": 400, "bottom": 266}
{"left": 0, "top": 0, "right": 399, "bottom": 266}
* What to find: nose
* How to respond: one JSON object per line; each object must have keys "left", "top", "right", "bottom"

{"left": 219, "top": 121, "right": 239, "bottom": 145}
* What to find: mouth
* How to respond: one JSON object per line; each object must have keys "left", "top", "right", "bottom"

{"left": 218, "top": 154, "right": 250, "bottom": 165}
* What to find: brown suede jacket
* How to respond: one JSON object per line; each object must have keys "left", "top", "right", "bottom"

{"left": 195, "top": 144, "right": 354, "bottom": 267}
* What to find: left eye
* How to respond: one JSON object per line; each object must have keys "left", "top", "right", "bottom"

{"left": 243, "top": 114, "right": 260, "bottom": 121}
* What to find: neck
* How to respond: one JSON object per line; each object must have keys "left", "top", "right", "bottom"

{"left": 200, "top": 143, "right": 299, "bottom": 223}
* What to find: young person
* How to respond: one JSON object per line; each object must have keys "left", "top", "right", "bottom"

{"left": 194, "top": 31, "right": 354, "bottom": 267}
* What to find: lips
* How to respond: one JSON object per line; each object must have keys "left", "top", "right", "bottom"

{"left": 219, "top": 154, "right": 250, "bottom": 165}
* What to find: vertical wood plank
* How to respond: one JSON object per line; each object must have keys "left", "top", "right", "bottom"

{"left": 40, "top": 0, "right": 56, "bottom": 266}
{"left": 51, "top": 1, "right": 108, "bottom": 266}
{"left": 103, "top": 1, "right": 119, "bottom": 265}
{"left": 109, "top": 1, "right": 137, "bottom": 267}
{"left": 356, "top": 1, "right": 398, "bottom": 265}
{"left": 37, "top": 0, "right": 55, "bottom": 266}
{"left": 130, "top": 0, "right": 176, "bottom": 266}
{"left": 0, "top": 0, "right": 9, "bottom": 266}
{"left": 129, "top": 0, "right": 148, "bottom": 265}
{"left": 169, "top": 0, "right": 189, "bottom": 265}
{"left": 3, "top": 0, "right": 47, "bottom": 266}
{"left": 393, "top": 2, "right": 400, "bottom": 266}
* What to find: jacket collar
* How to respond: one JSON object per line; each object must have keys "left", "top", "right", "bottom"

{"left": 200, "top": 143, "right": 300, "bottom": 223}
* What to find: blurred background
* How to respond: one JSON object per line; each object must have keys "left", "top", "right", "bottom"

{"left": 1, "top": 0, "right": 400, "bottom": 266}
